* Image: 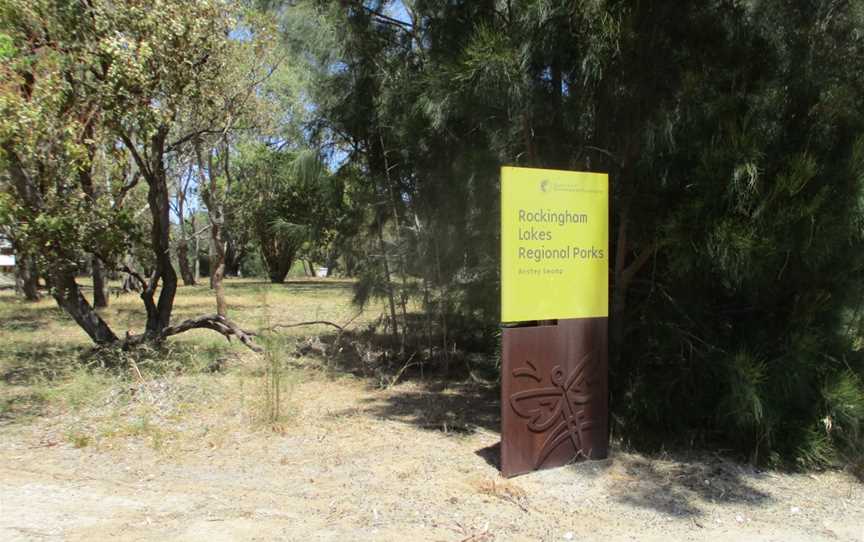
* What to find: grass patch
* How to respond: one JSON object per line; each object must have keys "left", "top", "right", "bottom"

{"left": 0, "top": 277, "right": 380, "bottom": 448}
{"left": 66, "top": 427, "right": 93, "bottom": 449}
{"left": 39, "top": 368, "right": 116, "bottom": 412}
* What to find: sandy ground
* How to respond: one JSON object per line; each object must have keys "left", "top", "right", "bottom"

{"left": 1, "top": 374, "right": 862, "bottom": 542}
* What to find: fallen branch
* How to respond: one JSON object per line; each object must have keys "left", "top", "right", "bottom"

{"left": 161, "top": 314, "right": 263, "bottom": 352}
{"left": 268, "top": 320, "right": 346, "bottom": 332}
{"left": 265, "top": 310, "right": 363, "bottom": 336}
{"left": 124, "top": 314, "right": 263, "bottom": 353}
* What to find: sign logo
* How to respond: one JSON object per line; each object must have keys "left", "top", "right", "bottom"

{"left": 510, "top": 355, "right": 596, "bottom": 468}
{"left": 540, "top": 179, "right": 550, "bottom": 193}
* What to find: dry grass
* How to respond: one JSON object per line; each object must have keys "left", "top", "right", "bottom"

{"left": 2, "top": 278, "right": 863, "bottom": 541}
{"left": 0, "top": 276, "right": 382, "bottom": 447}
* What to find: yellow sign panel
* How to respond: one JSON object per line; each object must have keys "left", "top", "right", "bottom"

{"left": 501, "top": 167, "right": 608, "bottom": 322}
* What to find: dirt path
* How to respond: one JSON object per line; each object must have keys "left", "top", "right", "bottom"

{"left": 1, "top": 376, "right": 862, "bottom": 541}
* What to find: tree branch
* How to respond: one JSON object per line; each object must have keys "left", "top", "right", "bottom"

{"left": 160, "top": 314, "right": 262, "bottom": 352}
{"left": 267, "top": 320, "right": 346, "bottom": 332}
{"left": 359, "top": 4, "right": 414, "bottom": 31}
{"left": 119, "top": 263, "right": 148, "bottom": 292}
{"left": 585, "top": 145, "right": 624, "bottom": 169}
{"left": 117, "top": 130, "right": 152, "bottom": 179}
{"left": 167, "top": 128, "right": 225, "bottom": 153}
{"left": 621, "top": 243, "right": 658, "bottom": 286}
{"left": 265, "top": 310, "right": 363, "bottom": 335}
{"left": 122, "top": 314, "right": 263, "bottom": 352}
{"left": 113, "top": 171, "right": 142, "bottom": 209}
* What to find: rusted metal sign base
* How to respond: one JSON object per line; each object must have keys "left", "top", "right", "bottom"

{"left": 501, "top": 318, "right": 608, "bottom": 477}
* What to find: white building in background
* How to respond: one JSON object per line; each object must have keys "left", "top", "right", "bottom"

{"left": 0, "top": 235, "right": 15, "bottom": 273}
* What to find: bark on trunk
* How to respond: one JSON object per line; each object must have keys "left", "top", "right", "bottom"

{"left": 92, "top": 255, "right": 108, "bottom": 308}
{"left": 261, "top": 238, "right": 295, "bottom": 283}
{"left": 192, "top": 221, "right": 201, "bottom": 282}
{"left": 51, "top": 265, "right": 118, "bottom": 345}
{"left": 209, "top": 232, "right": 227, "bottom": 316}
{"left": 225, "top": 238, "right": 242, "bottom": 276}
{"left": 142, "top": 128, "right": 177, "bottom": 337}
{"left": 196, "top": 138, "right": 227, "bottom": 317}
{"left": 378, "top": 215, "right": 400, "bottom": 345}
{"left": 121, "top": 255, "right": 143, "bottom": 293}
{"left": 266, "top": 248, "right": 293, "bottom": 283}
{"left": 177, "top": 238, "right": 195, "bottom": 286}
{"left": 609, "top": 199, "right": 656, "bottom": 373}
{"left": 15, "top": 253, "right": 41, "bottom": 301}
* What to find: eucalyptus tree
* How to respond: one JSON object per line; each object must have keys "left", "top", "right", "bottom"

{"left": 177, "top": 10, "right": 283, "bottom": 315}
{"left": 0, "top": 0, "right": 260, "bottom": 350}
{"left": 0, "top": 1, "right": 134, "bottom": 342}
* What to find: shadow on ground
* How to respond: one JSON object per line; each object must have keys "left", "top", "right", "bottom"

{"left": 298, "top": 323, "right": 501, "bottom": 438}
{"left": 353, "top": 379, "right": 500, "bottom": 435}
{"left": 604, "top": 453, "right": 771, "bottom": 518}
{"left": 0, "top": 344, "right": 88, "bottom": 385}
{"left": 226, "top": 280, "right": 354, "bottom": 296}
{"left": 475, "top": 442, "right": 501, "bottom": 469}
{"left": 0, "top": 303, "right": 66, "bottom": 333}
{"left": 0, "top": 391, "right": 48, "bottom": 424}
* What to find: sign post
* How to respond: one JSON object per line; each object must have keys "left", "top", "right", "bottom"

{"left": 500, "top": 166, "right": 609, "bottom": 477}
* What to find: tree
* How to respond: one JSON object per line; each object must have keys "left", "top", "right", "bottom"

{"left": 194, "top": 16, "right": 280, "bottom": 314}
{"left": 170, "top": 159, "right": 199, "bottom": 287}
{"left": 0, "top": 0, "right": 131, "bottom": 343}
{"left": 0, "top": 0, "right": 260, "bottom": 350}
{"left": 229, "top": 144, "right": 339, "bottom": 283}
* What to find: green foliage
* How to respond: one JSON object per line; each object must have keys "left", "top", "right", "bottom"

{"left": 267, "top": 0, "right": 864, "bottom": 470}
{"left": 2, "top": 0, "right": 863, "bottom": 471}
{"left": 0, "top": 32, "right": 13, "bottom": 59}
{"left": 821, "top": 370, "right": 864, "bottom": 468}
{"left": 228, "top": 143, "right": 344, "bottom": 281}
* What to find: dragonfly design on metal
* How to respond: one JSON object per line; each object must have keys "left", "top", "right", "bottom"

{"left": 510, "top": 354, "right": 595, "bottom": 469}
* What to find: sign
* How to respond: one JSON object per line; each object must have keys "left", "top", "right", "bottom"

{"left": 500, "top": 167, "right": 608, "bottom": 322}
{"left": 501, "top": 318, "right": 608, "bottom": 477}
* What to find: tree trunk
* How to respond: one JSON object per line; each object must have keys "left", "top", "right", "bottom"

{"left": 196, "top": 138, "right": 228, "bottom": 317}
{"left": 208, "top": 239, "right": 216, "bottom": 289}
{"left": 15, "top": 252, "right": 41, "bottom": 301}
{"left": 92, "top": 255, "right": 108, "bottom": 308}
{"left": 142, "top": 128, "right": 178, "bottom": 337}
{"left": 610, "top": 198, "right": 656, "bottom": 375}
{"left": 51, "top": 265, "right": 118, "bottom": 345}
{"left": 368, "top": 133, "right": 400, "bottom": 345}
{"left": 381, "top": 135, "right": 410, "bottom": 352}
{"left": 433, "top": 235, "right": 449, "bottom": 373}
{"left": 177, "top": 238, "right": 196, "bottom": 286}
{"left": 260, "top": 238, "right": 295, "bottom": 283}
{"left": 267, "top": 248, "right": 293, "bottom": 283}
{"left": 209, "top": 229, "right": 227, "bottom": 316}
{"left": 117, "top": 125, "right": 177, "bottom": 337}
{"left": 377, "top": 215, "right": 400, "bottom": 345}
{"left": 269, "top": 269, "right": 288, "bottom": 283}
{"left": 120, "top": 254, "right": 143, "bottom": 293}
{"left": 175, "top": 165, "right": 196, "bottom": 287}
{"left": 225, "top": 238, "right": 243, "bottom": 276}
{"left": 190, "top": 213, "right": 201, "bottom": 283}
{"left": 324, "top": 242, "right": 339, "bottom": 277}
